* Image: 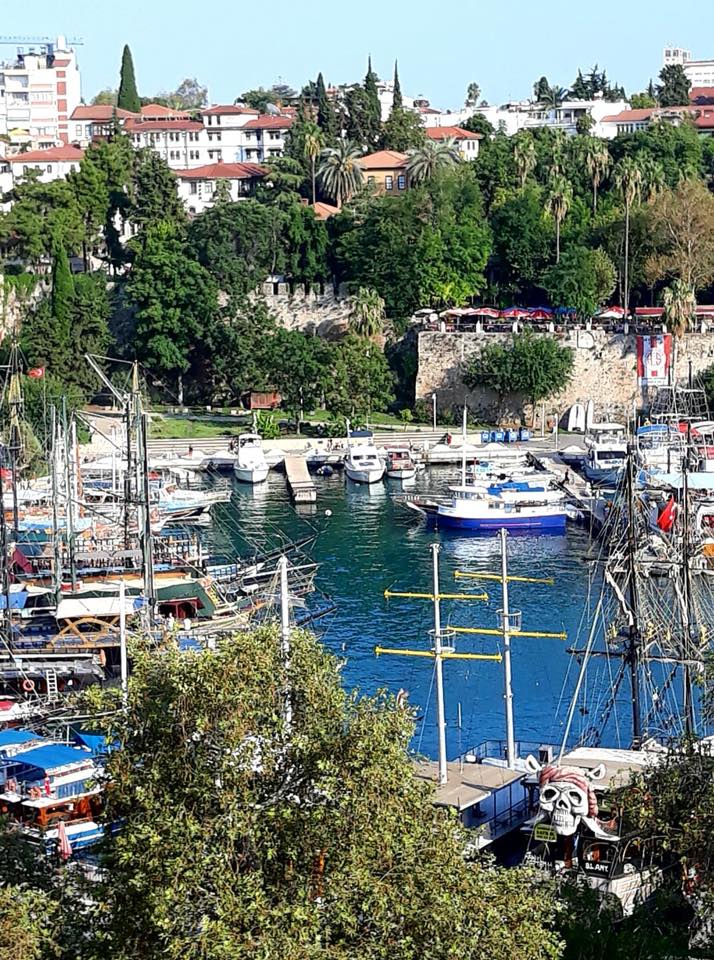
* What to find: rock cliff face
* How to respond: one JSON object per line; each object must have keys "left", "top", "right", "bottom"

{"left": 415, "top": 328, "right": 714, "bottom": 425}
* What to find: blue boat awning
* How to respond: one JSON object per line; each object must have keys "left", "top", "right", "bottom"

{"left": 7, "top": 743, "right": 92, "bottom": 774}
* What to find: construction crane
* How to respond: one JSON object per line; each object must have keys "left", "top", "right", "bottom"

{"left": 0, "top": 36, "right": 84, "bottom": 46}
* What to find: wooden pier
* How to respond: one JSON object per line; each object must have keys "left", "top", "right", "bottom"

{"left": 531, "top": 449, "right": 608, "bottom": 532}
{"left": 284, "top": 456, "right": 317, "bottom": 504}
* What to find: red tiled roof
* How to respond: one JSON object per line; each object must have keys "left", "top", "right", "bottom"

{"left": 311, "top": 201, "right": 340, "bottom": 220}
{"left": 140, "top": 103, "right": 191, "bottom": 118}
{"left": 691, "top": 86, "right": 714, "bottom": 105}
{"left": 694, "top": 109, "right": 714, "bottom": 128}
{"left": 601, "top": 108, "right": 656, "bottom": 123}
{"left": 70, "top": 104, "right": 138, "bottom": 121}
{"left": 202, "top": 104, "right": 259, "bottom": 116}
{"left": 242, "top": 115, "right": 293, "bottom": 130}
{"left": 358, "top": 150, "right": 408, "bottom": 170}
{"left": 425, "top": 125, "right": 481, "bottom": 140}
{"left": 176, "top": 162, "right": 267, "bottom": 180}
{"left": 7, "top": 145, "right": 84, "bottom": 163}
{"left": 126, "top": 119, "right": 203, "bottom": 132}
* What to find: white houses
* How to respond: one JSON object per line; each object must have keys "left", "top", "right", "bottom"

{"left": 425, "top": 125, "right": 481, "bottom": 159}
{"left": 6, "top": 144, "right": 83, "bottom": 183}
{"left": 176, "top": 161, "right": 267, "bottom": 215}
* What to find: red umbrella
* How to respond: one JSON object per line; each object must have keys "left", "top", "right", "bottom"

{"left": 501, "top": 307, "right": 529, "bottom": 319}
{"left": 57, "top": 820, "right": 73, "bottom": 861}
{"left": 473, "top": 307, "right": 500, "bottom": 318}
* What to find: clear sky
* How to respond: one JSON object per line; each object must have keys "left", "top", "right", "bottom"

{"left": 4, "top": 0, "right": 714, "bottom": 109}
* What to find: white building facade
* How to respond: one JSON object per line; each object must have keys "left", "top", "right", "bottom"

{"left": 176, "top": 162, "right": 266, "bottom": 215}
{"left": 0, "top": 37, "right": 81, "bottom": 150}
{"left": 663, "top": 46, "right": 714, "bottom": 87}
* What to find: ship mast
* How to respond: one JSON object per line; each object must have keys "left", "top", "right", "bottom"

{"left": 625, "top": 443, "right": 643, "bottom": 745}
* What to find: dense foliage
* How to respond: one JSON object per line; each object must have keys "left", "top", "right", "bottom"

{"left": 0, "top": 626, "right": 563, "bottom": 959}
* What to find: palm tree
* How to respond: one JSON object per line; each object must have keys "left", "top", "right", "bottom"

{"left": 613, "top": 157, "right": 643, "bottom": 315}
{"left": 317, "top": 142, "right": 364, "bottom": 208}
{"left": 539, "top": 85, "right": 569, "bottom": 111}
{"left": 351, "top": 286, "right": 386, "bottom": 339}
{"left": 406, "top": 138, "right": 460, "bottom": 184}
{"left": 303, "top": 122, "right": 323, "bottom": 205}
{"left": 544, "top": 173, "right": 573, "bottom": 263}
{"left": 465, "top": 81, "right": 481, "bottom": 107}
{"left": 639, "top": 157, "right": 665, "bottom": 203}
{"left": 662, "top": 279, "right": 695, "bottom": 339}
{"left": 582, "top": 138, "right": 610, "bottom": 213}
{"left": 513, "top": 135, "right": 536, "bottom": 188}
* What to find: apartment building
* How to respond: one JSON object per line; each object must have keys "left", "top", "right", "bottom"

{"left": 5, "top": 144, "right": 83, "bottom": 182}
{"left": 0, "top": 37, "right": 81, "bottom": 150}
{"left": 663, "top": 46, "right": 714, "bottom": 88}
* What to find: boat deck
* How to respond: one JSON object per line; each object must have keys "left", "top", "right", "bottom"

{"left": 416, "top": 759, "right": 524, "bottom": 811}
{"left": 285, "top": 457, "right": 317, "bottom": 503}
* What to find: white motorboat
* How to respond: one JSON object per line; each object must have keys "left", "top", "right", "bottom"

{"left": 425, "top": 437, "right": 481, "bottom": 465}
{"left": 385, "top": 447, "right": 417, "bottom": 481}
{"left": 233, "top": 434, "right": 270, "bottom": 484}
{"left": 200, "top": 448, "right": 237, "bottom": 472}
{"left": 583, "top": 424, "right": 628, "bottom": 486}
{"left": 344, "top": 444, "right": 385, "bottom": 484}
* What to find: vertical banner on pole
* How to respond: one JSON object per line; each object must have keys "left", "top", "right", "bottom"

{"left": 637, "top": 334, "right": 672, "bottom": 386}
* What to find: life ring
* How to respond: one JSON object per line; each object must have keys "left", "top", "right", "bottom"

{"left": 22, "top": 678, "right": 35, "bottom": 693}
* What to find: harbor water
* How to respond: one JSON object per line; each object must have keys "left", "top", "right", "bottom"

{"left": 208, "top": 465, "right": 601, "bottom": 760}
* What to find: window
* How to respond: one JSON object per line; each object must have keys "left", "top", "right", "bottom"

{"left": 46, "top": 165, "right": 52, "bottom": 173}
{"left": 190, "top": 182, "right": 198, "bottom": 194}
{"left": 215, "top": 131, "right": 222, "bottom": 141}
{"left": 215, "top": 116, "right": 221, "bottom": 126}
{"left": 397, "top": 174, "right": 406, "bottom": 190}
{"left": 385, "top": 175, "right": 394, "bottom": 190}
{"left": 204, "top": 181, "right": 214, "bottom": 194}
{"left": 367, "top": 175, "right": 375, "bottom": 185}
{"left": 207, "top": 115, "right": 213, "bottom": 125}
{"left": 75, "top": 124, "right": 82, "bottom": 138}
{"left": 269, "top": 131, "right": 281, "bottom": 140}
{"left": 244, "top": 131, "right": 254, "bottom": 140}
{"left": 189, "top": 149, "right": 200, "bottom": 160}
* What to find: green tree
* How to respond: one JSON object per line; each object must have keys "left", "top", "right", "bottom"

{"left": 542, "top": 245, "right": 616, "bottom": 318}
{"left": 315, "top": 71, "right": 338, "bottom": 143}
{"left": 533, "top": 76, "right": 551, "bottom": 100}
{"left": 380, "top": 107, "right": 426, "bottom": 152}
{"left": 391, "top": 60, "right": 403, "bottom": 111}
{"left": 92, "top": 87, "right": 118, "bottom": 106}
{"left": 282, "top": 201, "right": 329, "bottom": 283}
{"left": 268, "top": 328, "right": 332, "bottom": 429}
{"left": 68, "top": 152, "right": 110, "bottom": 268}
{"left": 326, "top": 333, "right": 395, "bottom": 417}
{"left": 613, "top": 156, "right": 643, "bottom": 313}
{"left": 465, "top": 81, "right": 481, "bottom": 106}
{"left": 350, "top": 286, "right": 386, "bottom": 338}
{"left": 662, "top": 278, "right": 696, "bottom": 339}
{"left": 317, "top": 141, "right": 364, "bottom": 207}
{"left": 581, "top": 137, "right": 610, "bottom": 213}
{"left": 344, "top": 85, "right": 374, "bottom": 148}
{"left": 167, "top": 77, "right": 208, "bottom": 110}
{"left": 643, "top": 178, "right": 714, "bottom": 293}
{"left": 50, "top": 242, "right": 74, "bottom": 330}
{"left": 117, "top": 43, "right": 140, "bottom": 113}
{"left": 364, "top": 56, "right": 383, "bottom": 148}
{"left": 544, "top": 172, "right": 573, "bottom": 262}
{"left": 406, "top": 138, "right": 460, "bottom": 184}
{"left": 187, "top": 199, "right": 285, "bottom": 299}
{"left": 0, "top": 175, "right": 84, "bottom": 263}
{"left": 513, "top": 134, "right": 537, "bottom": 188}
{"left": 462, "top": 113, "right": 494, "bottom": 138}
{"left": 238, "top": 87, "right": 275, "bottom": 113}
{"left": 127, "top": 221, "right": 218, "bottom": 400}
{"left": 465, "top": 330, "right": 574, "bottom": 417}
{"left": 539, "top": 84, "right": 569, "bottom": 110}
{"left": 303, "top": 121, "right": 323, "bottom": 204}
{"left": 131, "top": 149, "right": 186, "bottom": 231}
{"left": 630, "top": 91, "right": 657, "bottom": 109}
{"left": 490, "top": 184, "right": 553, "bottom": 301}
{"left": 82, "top": 625, "right": 560, "bottom": 959}
{"left": 656, "top": 64, "right": 691, "bottom": 107}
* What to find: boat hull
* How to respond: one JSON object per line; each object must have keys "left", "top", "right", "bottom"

{"left": 436, "top": 512, "right": 567, "bottom": 532}
{"left": 386, "top": 467, "right": 416, "bottom": 480}
{"left": 345, "top": 466, "right": 384, "bottom": 484}
{"left": 582, "top": 464, "right": 624, "bottom": 486}
{"left": 234, "top": 465, "right": 270, "bottom": 484}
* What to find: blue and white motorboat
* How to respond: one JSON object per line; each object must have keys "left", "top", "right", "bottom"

{"left": 436, "top": 484, "right": 568, "bottom": 532}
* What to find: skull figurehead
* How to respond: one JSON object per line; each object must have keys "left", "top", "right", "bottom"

{"left": 537, "top": 765, "right": 599, "bottom": 836}
{"left": 526, "top": 756, "right": 610, "bottom": 838}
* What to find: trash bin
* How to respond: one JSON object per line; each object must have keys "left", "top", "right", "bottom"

{"left": 481, "top": 431, "right": 491, "bottom": 444}
{"left": 492, "top": 430, "right": 505, "bottom": 443}
{"left": 519, "top": 428, "right": 531, "bottom": 442}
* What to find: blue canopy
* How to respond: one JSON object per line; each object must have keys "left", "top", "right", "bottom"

{"left": 0, "top": 729, "right": 37, "bottom": 748}
{"left": 0, "top": 592, "right": 28, "bottom": 610}
{"left": 8, "top": 743, "right": 92, "bottom": 774}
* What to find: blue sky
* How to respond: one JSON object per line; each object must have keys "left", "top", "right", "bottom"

{"left": 5, "top": 0, "right": 714, "bottom": 109}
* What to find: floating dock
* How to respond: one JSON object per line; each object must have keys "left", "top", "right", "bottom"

{"left": 531, "top": 451, "right": 608, "bottom": 532}
{"left": 285, "top": 456, "right": 317, "bottom": 503}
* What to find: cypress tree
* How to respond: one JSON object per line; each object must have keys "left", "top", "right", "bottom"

{"left": 315, "top": 72, "right": 337, "bottom": 143}
{"left": 364, "top": 56, "right": 382, "bottom": 148}
{"left": 392, "top": 60, "right": 403, "bottom": 112}
{"left": 51, "top": 243, "right": 74, "bottom": 330}
{"left": 118, "top": 44, "right": 140, "bottom": 113}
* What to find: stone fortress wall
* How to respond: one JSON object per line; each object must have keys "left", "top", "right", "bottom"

{"left": 414, "top": 327, "right": 714, "bottom": 425}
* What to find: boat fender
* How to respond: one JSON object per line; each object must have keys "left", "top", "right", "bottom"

{"left": 6, "top": 778, "right": 16, "bottom": 793}
{"left": 29, "top": 786, "right": 41, "bottom": 798}
{"left": 22, "top": 678, "right": 35, "bottom": 693}
{"left": 446, "top": 434, "right": 452, "bottom": 445}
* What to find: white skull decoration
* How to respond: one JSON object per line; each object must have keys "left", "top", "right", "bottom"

{"left": 526, "top": 757, "right": 608, "bottom": 838}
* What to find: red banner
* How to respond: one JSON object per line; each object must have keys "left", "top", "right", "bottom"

{"left": 637, "top": 335, "right": 672, "bottom": 385}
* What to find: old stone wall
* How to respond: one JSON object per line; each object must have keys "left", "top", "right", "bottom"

{"left": 415, "top": 328, "right": 714, "bottom": 425}
{"left": 257, "top": 282, "right": 352, "bottom": 338}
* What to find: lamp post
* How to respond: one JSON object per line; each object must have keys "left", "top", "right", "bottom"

{"left": 432, "top": 393, "right": 437, "bottom": 430}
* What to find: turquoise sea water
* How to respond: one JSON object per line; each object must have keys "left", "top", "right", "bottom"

{"left": 209, "top": 467, "right": 604, "bottom": 759}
